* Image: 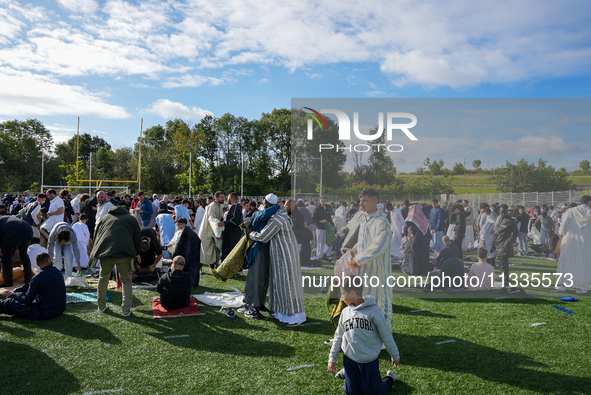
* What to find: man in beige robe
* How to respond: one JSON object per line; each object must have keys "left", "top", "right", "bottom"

{"left": 198, "top": 191, "right": 225, "bottom": 273}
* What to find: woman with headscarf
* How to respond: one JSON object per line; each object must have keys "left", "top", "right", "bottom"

{"left": 403, "top": 204, "right": 431, "bottom": 276}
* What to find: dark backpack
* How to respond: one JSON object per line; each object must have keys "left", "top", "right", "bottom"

{"left": 20, "top": 201, "right": 39, "bottom": 225}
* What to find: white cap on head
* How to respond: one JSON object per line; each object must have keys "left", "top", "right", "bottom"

{"left": 265, "top": 193, "right": 278, "bottom": 204}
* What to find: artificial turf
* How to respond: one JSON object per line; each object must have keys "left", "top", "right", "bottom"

{"left": 0, "top": 256, "right": 589, "bottom": 395}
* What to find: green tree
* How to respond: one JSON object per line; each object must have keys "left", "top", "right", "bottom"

{"left": 0, "top": 119, "right": 55, "bottom": 191}
{"left": 495, "top": 159, "right": 574, "bottom": 192}
{"left": 473, "top": 159, "right": 482, "bottom": 170}
{"left": 579, "top": 160, "right": 591, "bottom": 174}
{"left": 452, "top": 162, "right": 465, "bottom": 175}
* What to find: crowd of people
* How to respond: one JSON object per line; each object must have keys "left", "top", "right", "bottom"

{"left": 1, "top": 188, "right": 591, "bottom": 393}
{"left": 296, "top": 195, "right": 591, "bottom": 294}
{"left": 0, "top": 189, "right": 308, "bottom": 324}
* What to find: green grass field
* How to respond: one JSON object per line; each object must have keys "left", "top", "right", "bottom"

{"left": 1, "top": 256, "right": 590, "bottom": 395}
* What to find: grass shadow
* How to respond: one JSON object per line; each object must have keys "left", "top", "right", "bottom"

{"left": 126, "top": 312, "right": 295, "bottom": 358}
{"left": 0, "top": 340, "right": 81, "bottom": 395}
{"left": 22, "top": 313, "right": 122, "bottom": 344}
{"left": 392, "top": 334, "right": 591, "bottom": 394}
{"left": 392, "top": 304, "right": 456, "bottom": 318}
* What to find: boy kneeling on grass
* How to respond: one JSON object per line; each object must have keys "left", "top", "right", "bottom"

{"left": 328, "top": 275, "right": 400, "bottom": 395}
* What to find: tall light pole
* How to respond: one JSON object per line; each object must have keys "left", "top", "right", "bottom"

{"left": 41, "top": 152, "right": 44, "bottom": 192}
{"left": 463, "top": 158, "right": 466, "bottom": 187}
{"left": 189, "top": 152, "right": 192, "bottom": 199}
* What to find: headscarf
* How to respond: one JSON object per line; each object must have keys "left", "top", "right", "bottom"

{"left": 406, "top": 204, "right": 429, "bottom": 235}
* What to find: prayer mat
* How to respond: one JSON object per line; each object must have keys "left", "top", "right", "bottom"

{"left": 66, "top": 291, "right": 111, "bottom": 304}
{"left": 212, "top": 235, "right": 254, "bottom": 282}
{"left": 325, "top": 222, "right": 338, "bottom": 247}
{"left": 85, "top": 278, "right": 117, "bottom": 289}
{"left": 0, "top": 267, "right": 25, "bottom": 283}
{"left": 193, "top": 288, "right": 244, "bottom": 308}
{"left": 152, "top": 297, "right": 205, "bottom": 319}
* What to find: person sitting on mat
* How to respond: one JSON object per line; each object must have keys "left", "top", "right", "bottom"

{"left": 0, "top": 252, "right": 66, "bottom": 320}
{"left": 157, "top": 256, "right": 193, "bottom": 310}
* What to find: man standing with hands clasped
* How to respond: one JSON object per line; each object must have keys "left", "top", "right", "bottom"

{"left": 347, "top": 188, "right": 393, "bottom": 330}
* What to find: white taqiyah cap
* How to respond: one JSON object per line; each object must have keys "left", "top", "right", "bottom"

{"left": 265, "top": 193, "right": 278, "bottom": 204}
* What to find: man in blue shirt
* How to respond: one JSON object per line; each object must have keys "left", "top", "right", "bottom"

{"left": 1, "top": 252, "right": 66, "bottom": 320}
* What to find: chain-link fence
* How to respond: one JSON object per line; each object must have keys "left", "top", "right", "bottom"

{"left": 295, "top": 190, "right": 591, "bottom": 208}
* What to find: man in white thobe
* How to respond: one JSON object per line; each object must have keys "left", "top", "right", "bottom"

{"left": 556, "top": 196, "right": 591, "bottom": 293}
{"left": 349, "top": 188, "right": 393, "bottom": 330}
{"left": 198, "top": 191, "right": 224, "bottom": 273}
{"left": 95, "top": 191, "right": 114, "bottom": 225}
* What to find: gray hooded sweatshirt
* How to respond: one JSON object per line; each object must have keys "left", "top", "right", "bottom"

{"left": 328, "top": 298, "right": 400, "bottom": 364}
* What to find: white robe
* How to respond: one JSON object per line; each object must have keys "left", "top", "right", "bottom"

{"left": 333, "top": 206, "right": 347, "bottom": 237}
{"left": 96, "top": 201, "right": 114, "bottom": 224}
{"left": 556, "top": 206, "right": 591, "bottom": 290}
{"left": 198, "top": 202, "right": 223, "bottom": 265}
{"left": 479, "top": 216, "right": 496, "bottom": 259}
{"left": 389, "top": 208, "right": 404, "bottom": 258}
{"left": 72, "top": 221, "right": 90, "bottom": 268}
{"left": 353, "top": 209, "right": 393, "bottom": 330}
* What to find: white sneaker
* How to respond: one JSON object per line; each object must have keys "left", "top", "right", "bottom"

{"left": 237, "top": 305, "right": 248, "bottom": 314}
{"left": 386, "top": 370, "right": 397, "bottom": 382}
{"left": 122, "top": 311, "right": 131, "bottom": 317}
{"left": 556, "top": 285, "right": 567, "bottom": 292}
{"left": 576, "top": 289, "right": 587, "bottom": 294}
{"left": 335, "top": 368, "right": 346, "bottom": 379}
{"left": 98, "top": 306, "right": 108, "bottom": 313}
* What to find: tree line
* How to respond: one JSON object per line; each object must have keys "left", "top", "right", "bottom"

{"left": 0, "top": 110, "right": 585, "bottom": 196}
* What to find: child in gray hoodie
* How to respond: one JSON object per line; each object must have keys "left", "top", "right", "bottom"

{"left": 328, "top": 275, "right": 400, "bottom": 395}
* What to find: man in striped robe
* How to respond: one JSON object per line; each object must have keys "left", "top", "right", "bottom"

{"left": 349, "top": 188, "right": 393, "bottom": 330}
{"left": 247, "top": 197, "right": 307, "bottom": 326}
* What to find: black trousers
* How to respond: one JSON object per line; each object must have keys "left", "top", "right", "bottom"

{"left": 452, "top": 237, "right": 464, "bottom": 259}
{"left": 300, "top": 241, "right": 312, "bottom": 266}
{"left": 498, "top": 256, "right": 510, "bottom": 287}
{"left": 1, "top": 240, "right": 32, "bottom": 285}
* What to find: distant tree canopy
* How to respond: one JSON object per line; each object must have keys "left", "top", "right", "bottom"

{"left": 495, "top": 159, "right": 574, "bottom": 193}
{"left": 0, "top": 117, "right": 583, "bottom": 196}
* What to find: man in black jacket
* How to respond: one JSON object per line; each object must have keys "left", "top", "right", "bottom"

{"left": 0, "top": 216, "right": 33, "bottom": 287}
{"left": 173, "top": 217, "right": 201, "bottom": 288}
{"left": 491, "top": 205, "right": 519, "bottom": 289}
{"left": 450, "top": 204, "right": 466, "bottom": 260}
{"left": 515, "top": 206, "right": 530, "bottom": 256}
{"left": 311, "top": 197, "right": 333, "bottom": 261}
{"left": 287, "top": 199, "right": 313, "bottom": 266}
{"left": 157, "top": 256, "right": 192, "bottom": 310}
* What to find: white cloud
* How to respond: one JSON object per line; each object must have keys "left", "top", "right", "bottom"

{"left": 56, "top": 0, "right": 98, "bottom": 14}
{"left": 482, "top": 136, "right": 584, "bottom": 156}
{"left": 45, "top": 123, "right": 77, "bottom": 144}
{"left": 0, "top": 68, "right": 130, "bottom": 119}
{"left": 146, "top": 99, "right": 213, "bottom": 120}
{"left": 0, "top": 0, "right": 590, "bottom": 96}
{"left": 162, "top": 74, "right": 226, "bottom": 88}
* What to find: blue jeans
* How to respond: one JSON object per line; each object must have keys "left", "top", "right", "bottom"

{"left": 343, "top": 355, "right": 390, "bottom": 395}
{"left": 540, "top": 228, "right": 548, "bottom": 246}
{"left": 517, "top": 232, "right": 528, "bottom": 253}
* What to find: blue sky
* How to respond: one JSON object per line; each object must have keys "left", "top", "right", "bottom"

{"left": 1, "top": 0, "right": 590, "bottom": 171}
